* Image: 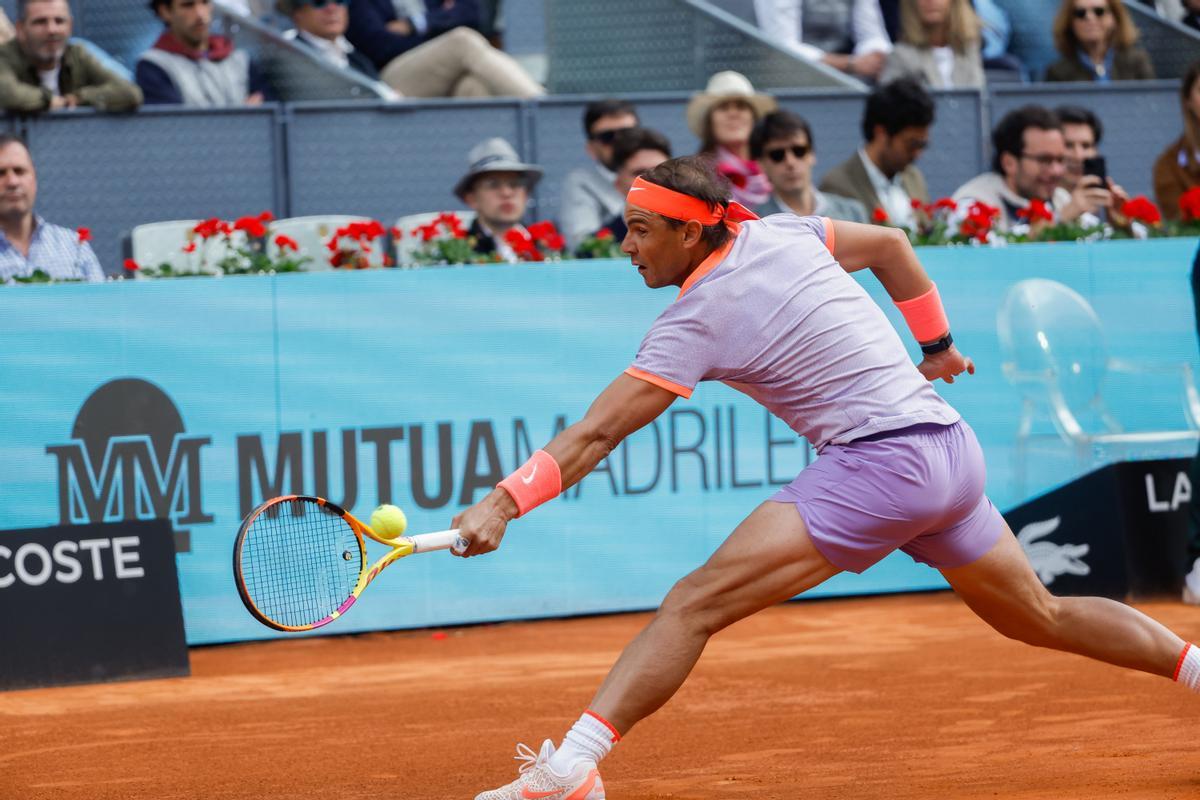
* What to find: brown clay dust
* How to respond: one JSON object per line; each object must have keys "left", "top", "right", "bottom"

{"left": 1, "top": 592, "right": 1197, "bottom": 799}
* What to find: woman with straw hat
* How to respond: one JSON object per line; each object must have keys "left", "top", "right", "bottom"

{"left": 687, "top": 70, "right": 778, "bottom": 208}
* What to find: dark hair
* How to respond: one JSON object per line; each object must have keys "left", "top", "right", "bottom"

{"left": 991, "top": 105, "right": 1061, "bottom": 173}
{"left": 640, "top": 155, "right": 733, "bottom": 250}
{"left": 17, "top": 0, "right": 69, "bottom": 21}
{"left": 0, "top": 133, "right": 31, "bottom": 155}
{"left": 1182, "top": 59, "right": 1200, "bottom": 155}
{"left": 583, "top": 99, "right": 639, "bottom": 137}
{"left": 861, "top": 78, "right": 935, "bottom": 142}
{"left": 1054, "top": 105, "right": 1103, "bottom": 145}
{"left": 609, "top": 127, "right": 672, "bottom": 171}
{"left": 749, "top": 110, "right": 814, "bottom": 160}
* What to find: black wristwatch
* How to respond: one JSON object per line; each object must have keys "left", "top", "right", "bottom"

{"left": 920, "top": 332, "right": 954, "bottom": 355}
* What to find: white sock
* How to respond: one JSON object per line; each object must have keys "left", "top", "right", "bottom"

{"left": 547, "top": 711, "right": 619, "bottom": 776}
{"left": 1175, "top": 643, "right": 1200, "bottom": 691}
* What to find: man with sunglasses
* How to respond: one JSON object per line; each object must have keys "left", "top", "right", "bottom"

{"left": 278, "top": 0, "right": 380, "bottom": 80}
{"left": 819, "top": 78, "right": 932, "bottom": 230}
{"left": 751, "top": 110, "right": 866, "bottom": 222}
{"left": 560, "top": 99, "right": 641, "bottom": 251}
{"left": 952, "top": 104, "right": 1127, "bottom": 232}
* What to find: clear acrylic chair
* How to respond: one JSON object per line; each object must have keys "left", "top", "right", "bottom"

{"left": 996, "top": 278, "right": 1200, "bottom": 493}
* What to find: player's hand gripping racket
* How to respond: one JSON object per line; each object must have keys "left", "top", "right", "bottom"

{"left": 233, "top": 495, "right": 466, "bottom": 632}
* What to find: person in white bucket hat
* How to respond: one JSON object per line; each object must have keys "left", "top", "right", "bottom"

{"left": 686, "top": 70, "right": 778, "bottom": 208}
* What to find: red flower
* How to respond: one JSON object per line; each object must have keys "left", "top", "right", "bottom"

{"left": 1181, "top": 187, "right": 1200, "bottom": 222}
{"left": 233, "top": 215, "right": 267, "bottom": 238}
{"left": 193, "top": 217, "right": 223, "bottom": 239}
{"left": 123, "top": 258, "right": 140, "bottom": 272}
{"left": 959, "top": 200, "right": 999, "bottom": 243}
{"left": 390, "top": 226, "right": 403, "bottom": 240}
{"left": 596, "top": 227, "right": 613, "bottom": 240}
{"left": 933, "top": 197, "right": 958, "bottom": 212}
{"left": 258, "top": 210, "right": 274, "bottom": 223}
{"left": 330, "top": 250, "right": 346, "bottom": 268}
{"left": 1122, "top": 195, "right": 1162, "bottom": 225}
{"left": 182, "top": 241, "right": 197, "bottom": 253}
{"left": 274, "top": 234, "right": 299, "bottom": 252}
{"left": 383, "top": 254, "right": 395, "bottom": 267}
{"left": 871, "top": 207, "right": 889, "bottom": 224}
{"left": 910, "top": 198, "right": 923, "bottom": 210}
{"left": 76, "top": 227, "right": 91, "bottom": 244}
{"left": 543, "top": 232, "right": 566, "bottom": 252}
{"left": 1016, "top": 198, "right": 1053, "bottom": 223}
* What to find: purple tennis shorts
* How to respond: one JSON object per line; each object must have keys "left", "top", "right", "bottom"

{"left": 771, "top": 420, "right": 1003, "bottom": 573}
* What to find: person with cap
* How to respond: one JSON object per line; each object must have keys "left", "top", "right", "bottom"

{"left": 454, "top": 137, "right": 543, "bottom": 262}
{"left": 454, "top": 154, "right": 1200, "bottom": 799}
{"left": 688, "top": 70, "right": 777, "bottom": 208}
{"left": 277, "top": 0, "right": 380, "bottom": 80}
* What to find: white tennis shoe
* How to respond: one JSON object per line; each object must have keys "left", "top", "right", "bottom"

{"left": 474, "top": 739, "right": 605, "bottom": 800}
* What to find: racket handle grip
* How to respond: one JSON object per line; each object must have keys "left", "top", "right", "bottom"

{"left": 407, "top": 529, "right": 467, "bottom": 553}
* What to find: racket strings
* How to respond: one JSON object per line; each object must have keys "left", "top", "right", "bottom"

{"left": 240, "top": 499, "right": 362, "bottom": 628}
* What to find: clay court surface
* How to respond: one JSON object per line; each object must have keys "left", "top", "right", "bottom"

{"left": 3, "top": 592, "right": 1198, "bottom": 800}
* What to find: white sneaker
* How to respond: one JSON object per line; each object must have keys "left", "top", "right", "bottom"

{"left": 474, "top": 740, "right": 605, "bottom": 800}
{"left": 1184, "top": 560, "right": 1200, "bottom": 605}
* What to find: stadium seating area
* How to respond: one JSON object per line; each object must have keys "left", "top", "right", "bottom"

{"left": 0, "top": 0, "right": 1198, "bottom": 273}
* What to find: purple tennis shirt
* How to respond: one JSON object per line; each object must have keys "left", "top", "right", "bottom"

{"left": 626, "top": 214, "right": 960, "bottom": 451}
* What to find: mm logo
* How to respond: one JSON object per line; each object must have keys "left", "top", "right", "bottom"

{"left": 46, "top": 378, "right": 212, "bottom": 552}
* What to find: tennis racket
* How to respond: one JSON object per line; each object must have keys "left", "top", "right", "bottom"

{"left": 233, "top": 494, "right": 466, "bottom": 632}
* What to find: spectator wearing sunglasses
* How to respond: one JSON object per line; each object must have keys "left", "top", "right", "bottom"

{"left": 1044, "top": 0, "right": 1154, "bottom": 82}
{"left": 345, "top": 0, "right": 542, "bottom": 99}
{"left": 819, "top": 78, "right": 931, "bottom": 229}
{"left": 587, "top": 127, "right": 673, "bottom": 247}
{"left": 751, "top": 110, "right": 866, "bottom": 222}
{"left": 952, "top": 105, "right": 1118, "bottom": 231}
{"left": 560, "top": 99, "right": 640, "bottom": 250}
{"left": 277, "top": 0, "right": 380, "bottom": 79}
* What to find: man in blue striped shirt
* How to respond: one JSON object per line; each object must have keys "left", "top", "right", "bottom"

{"left": 0, "top": 133, "right": 101, "bottom": 282}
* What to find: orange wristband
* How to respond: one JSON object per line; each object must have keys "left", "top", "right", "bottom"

{"left": 894, "top": 283, "right": 950, "bottom": 343}
{"left": 497, "top": 450, "right": 563, "bottom": 517}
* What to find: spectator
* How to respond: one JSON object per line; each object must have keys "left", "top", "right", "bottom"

{"left": 753, "top": 0, "right": 892, "bottom": 81}
{"left": 453, "top": 137, "right": 542, "bottom": 262}
{"left": 688, "top": 71, "right": 778, "bottom": 208}
{"left": 1055, "top": 104, "right": 1102, "bottom": 192}
{"left": 0, "top": 0, "right": 142, "bottom": 114}
{"left": 278, "top": 0, "right": 380, "bottom": 80}
{"left": 0, "top": 135, "right": 102, "bottom": 283}
{"left": 137, "top": 0, "right": 270, "bottom": 107}
{"left": 1184, "top": 0, "right": 1200, "bottom": 32}
{"left": 1154, "top": 60, "right": 1200, "bottom": 220}
{"left": 592, "top": 127, "right": 673, "bottom": 244}
{"left": 819, "top": 78, "right": 931, "bottom": 228}
{"left": 880, "top": 0, "right": 985, "bottom": 88}
{"left": 560, "top": 99, "right": 640, "bottom": 250}
{"left": 345, "top": 0, "right": 542, "bottom": 98}
{"left": 751, "top": 110, "right": 867, "bottom": 222}
{"left": 1044, "top": 0, "right": 1154, "bottom": 82}
{"left": 952, "top": 105, "right": 1126, "bottom": 230}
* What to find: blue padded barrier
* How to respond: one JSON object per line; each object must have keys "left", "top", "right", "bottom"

{"left": 23, "top": 106, "right": 283, "bottom": 274}
{"left": 988, "top": 81, "right": 1181, "bottom": 201}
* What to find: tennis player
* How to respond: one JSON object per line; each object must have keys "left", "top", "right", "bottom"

{"left": 456, "top": 156, "right": 1198, "bottom": 800}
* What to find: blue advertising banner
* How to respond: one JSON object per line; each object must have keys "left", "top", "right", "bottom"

{"left": 2, "top": 238, "right": 1198, "bottom": 644}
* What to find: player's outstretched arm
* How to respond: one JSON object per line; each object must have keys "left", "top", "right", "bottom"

{"left": 451, "top": 374, "right": 677, "bottom": 557}
{"left": 828, "top": 219, "right": 974, "bottom": 384}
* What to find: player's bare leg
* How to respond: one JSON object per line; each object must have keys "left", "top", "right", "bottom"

{"left": 941, "top": 524, "right": 1187, "bottom": 676}
{"left": 589, "top": 500, "right": 840, "bottom": 733}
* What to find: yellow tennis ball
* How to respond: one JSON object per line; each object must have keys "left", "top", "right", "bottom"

{"left": 370, "top": 504, "right": 408, "bottom": 538}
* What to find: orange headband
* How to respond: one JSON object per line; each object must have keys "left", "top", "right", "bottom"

{"left": 626, "top": 176, "right": 759, "bottom": 227}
